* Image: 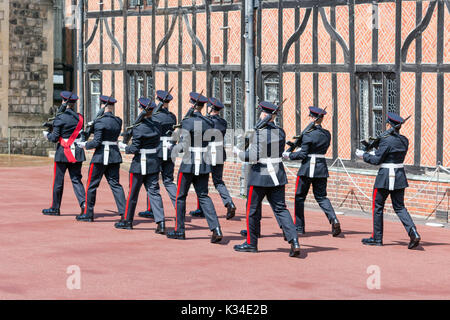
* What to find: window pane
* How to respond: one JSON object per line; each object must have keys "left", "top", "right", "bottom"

{"left": 129, "top": 74, "right": 136, "bottom": 122}
{"left": 386, "top": 78, "right": 398, "bottom": 114}
{"left": 146, "top": 73, "right": 153, "bottom": 97}
{"left": 373, "top": 110, "right": 383, "bottom": 137}
{"left": 372, "top": 82, "right": 383, "bottom": 110}
{"left": 223, "top": 75, "right": 232, "bottom": 104}
{"left": 212, "top": 76, "right": 220, "bottom": 98}
{"left": 359, "top": 77, "right": 369, "bottom": 141}
{"left": 234, "top": 76, "right": 243, "bottom": 130}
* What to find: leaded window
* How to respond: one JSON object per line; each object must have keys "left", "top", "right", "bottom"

{"left": 128, "top": 71, "right": 153, "bottom": 125}
{"left": 357, "top": 72, "right": 398, "bottom": 145}
{"left": 89, "top": 72, "right": 101, "bottom": 121}
{"left": 263, "top": 73, "right": 281, "bottom": 127}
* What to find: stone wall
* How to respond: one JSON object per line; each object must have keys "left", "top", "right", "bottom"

{"left": 0, "top": 0, "right": 55, "bottom": 156}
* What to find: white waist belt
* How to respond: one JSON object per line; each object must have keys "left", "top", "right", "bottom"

{"left": 189, "top": 147, "right": 207, "bottom": 176}
{"left": 209, "top": 141, "right": 223, "bottom": 166}
{"left": 62, "top": 138, "right": 82, "bottom": 159}
{"left": 258, "top": 157, "right": 282, "bottom": 186}
{"left": 380, "top": 163, "right": 404, "bottom": 190}
{"left": 308, "top": 154, "right": 326, "bottom": 177}
{"left": 102, "top": 141, "right": 118, "bottom": 165}
{"left": 139, "top": 148, "right": 158, "bottom": 175}
{"left": 160, "top": 136, "right": 173, "bottom": 161}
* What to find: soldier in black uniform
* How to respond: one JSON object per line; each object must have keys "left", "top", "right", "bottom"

{"left": 166, "top": 92, "right": 223, "bottom": 243}
{"left": 233, "top": 101, "right": 300, "bottom": 257}
{"left": 355, "top": 112, "right": 420, "bottom": 249}
{"left": 75, "top": 95, "right": 126, "bottom": 222}
{"left": 282, "top": 106, "right": 341, "bottom": 237}
{"left": 138, "top": 90, "right": 178, "bottom": 219}
{"left": 114, "top": 98, "right": 166, "bottom": 234}
{"left": 42, "top": 91, "right": 86, "bottom": 215}
{"left": 188, "top": 97, "right": 237, "bottom": 220}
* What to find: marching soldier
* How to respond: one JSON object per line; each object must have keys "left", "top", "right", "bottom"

{"left": 166, "top": 92, "right": 223, "bottom": 243}
{"left": 233, "top": 101, "right": 300, "bottom": 257}
{"left": 138, "top": 90, "right": 178, "bottom": 219}
{"left": 355, "top": 112, "right": 420, "bottom": 249}
{"left": 114, "top": 98, "right": 166, "bottom": 234}
{"left": 282, "top": 106, "right": 341, "bottom": 237}
{"left": 75, "top": 96, "right": 126, "bottom": 221}
{"left": 188, "top": 97, "right": 237, "bottom": 220}
{"left": 42, "top": 91, "right": 86, "bottom": 215}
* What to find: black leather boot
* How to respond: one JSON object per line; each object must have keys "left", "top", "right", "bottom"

{"left": 189, "top": 208, "right": 205, "bottom": 217}
{"left": 76, "top": 214, "right": 94, "bottom": 222}
{"left": 138, "top": 210, "right": 154, "bottom": 219}
{"left": 234, "top": 242, "right": 258, "bottom": 253}
{"left": 240, "top": 229, "right": 261, "bottom": 238}
{"left": 296, "top": 225, "right": 305, "bottom": 235}
{"left": 211, "top": 227, "right": 223, "bottom": 243}
{"left": 408, "top": 227, "right": 421, "bottom": 249}
{"left": 155, "top": 221, "right": 166, "bottom": 234}
{"left": 289, "top": 238, "right": 301, "bottom": 257}
{"left": 225, "top": 202, "right": 236, "bottom": 220}
{"left": 42, "top": 208, "right": 60, "bottom": 216}
{"left": 331, "top": 218, "right": 341, "bottom": 237}
{"left": 114, "top": 220, "right": 133, "bottom": 230}
{"left": 361, "top": 237, "right": 383, "bottom": 246}
{"left": 80, "top": 205, "right": 85, "bottom": 215}
{"left": 166, "top": 230, "right": 186, "bottom": 240}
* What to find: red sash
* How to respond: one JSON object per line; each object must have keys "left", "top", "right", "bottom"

{"left": 59, "top": 114, "right": 84, "bottom": 163}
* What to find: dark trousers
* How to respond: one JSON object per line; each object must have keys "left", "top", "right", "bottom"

{"left": 245, "top": 185, "right": 297, "bottom": 246}
{"left": 294, "top": 176, "right": 337, "bottom": 228}
{"left": 124, "top": 172, "right": 164, "bottom": 223}
{"left": 372, "top": 188, "right": 416, "bottom": 240}
{"left": 83, "top": 163, "right": 126, "bottom": 216}
{"left": 51, "top": 161, "right": 85, "bottom": 209}
{"left": 175, "top": 172, "right": 220, "bottom": 233}
{"left": 145, "top": 159, "right": 178, "bottom": 211}
{"left": 195, "top": 164, "right": 233, "bottom": 210}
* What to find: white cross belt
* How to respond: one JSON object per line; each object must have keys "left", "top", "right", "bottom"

{"left": 189, "top": 147, "right": 207, "bottom": 176}
{"left": 308, "top": 154, "right": 326, "bottom": 177}
{"left": 380, "top": 163, "right": 404, "bottom": 190}
{"left": 259, "top": 157, "right": 282, "bottom": 186}
{"left": 139, "top": 148, "right": 158, "bottom": 175}
{"left": 209, "top": 141, "right": 223, "bottom": 166}
{"left": 102, "top": 141, "right": 118, "bottom": 165}
{"left": 160, "top": 136, "right": 173, "bottom": 161}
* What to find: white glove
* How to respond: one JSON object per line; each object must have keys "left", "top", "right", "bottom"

{"left": 76, "top": 141, "right": 86, "bottom": 149}
{"left": 118, "top": 142, "right": 127, "bottom": 151}
{"left": 355, "top": 149, "right": 364, "bottom": 158}
{"left": 369, "top": 150, "right": 376, "bottom": 156}
{"left": 42, "top": 131, "right": 49, "bottom": 138}
{"left": 282, "top": 151, "right": 291, "bottom": 160}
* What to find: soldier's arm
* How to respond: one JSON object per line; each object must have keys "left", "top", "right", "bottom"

{"left": 363, "top": 138, "right": 390, "bottom": 165}
{"left": 239, "top": 131, "right": 262, "bottom": 162}
{"left": 85, "top": 121, "right": 104, "bottom": 150}
{"left": 289, "top": 134, "right": 311, "bottom": 160}
{"left": 46, "top": 117, "right": 63, "bottom": 143}
{"left": 125, "top": 130, "right": 142, "bottom": 154}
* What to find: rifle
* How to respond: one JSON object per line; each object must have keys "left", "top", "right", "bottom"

{"left": 153, "top": 87, "right": 174, "bottom": 116}
{"left": 183, "top": 89, "right": 205, "bottom": 121}
{"left": 360, "top": 115, "right": 411, "bottom": 152}
{"left": 285, "top": 106, "right": 328, "bottom": 153}
{"left": 242, "top": 98, "right": 287, "bottom": 151}
{"left": 121, "top": 96, "right": 155, "bottom": 144}
{"left": 43, "top": 92, "right": 72, "bottom": 132}
{"left": 81, "top": 95, "right": 111, "bottom": 141}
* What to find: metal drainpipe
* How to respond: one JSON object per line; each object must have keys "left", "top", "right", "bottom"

{"left": 8, "top": 127, "right": 11, "bottom": 155}
{"left": 77, "top": 0, "right": 84, "bottom": 116}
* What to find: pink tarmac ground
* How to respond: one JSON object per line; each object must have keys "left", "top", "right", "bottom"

{"left": 0, "top": 156, "right": 449, "bottom": 299}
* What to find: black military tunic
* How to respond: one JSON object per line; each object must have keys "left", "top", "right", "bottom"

{"left": 143, "top": 107, "right": 178, "bottom": 212}
{"left": 288, "top": 124, "right": 338, "bottom": 229}
{"left": 362, "top": 131, "right": 415, "bottom": 240}
{"left": 172, "top": 111, "right": 220, "bottom": 234}
{"left": 122, "top": 117, "right": 165, "bottom": 224}
{"left": 81, "top": 111, "right": 126, "bottom": 218}
{"left": 238, "top": 121, "right": 297, "bottom": 247}
{"left": 46, "top": 108, "right": 86, "bottom": 210}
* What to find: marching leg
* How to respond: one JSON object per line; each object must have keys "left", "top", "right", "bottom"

{"left": 362, "top": 188, "right": 388, "bottom": 246}
{"left": 43, "top": 162, "right": 67, "bottom": 215}
{"left": 391, "top": 189, "right": 421, "bottom": 249}
{"left": 312, "top": 177, "right": 341, "bottom": 236}
{"left": 294, "top": 176, "right": 311, "bottom": 234}
{"left": 76, "top": 163, "right": 104, "bottom": 221}
{"left": 68, "top": 162, "right": 86, "bottom": 212}
{"left": 212, "top": 164, "right": 236, "bottom": 220}
{"left": 144, "top": 173, "right": 166, "bottom": 234}
{"left": 115, "top": 173, "right": 143, "bottom": 230}
{"left": 161, "top": 159, "right": 177, "bottom": 207}
{"left": 104, "top": 163, "right": 126, "bottom": 216}
{"left": 167, "top": 171, "right": 192, "bottom": 239}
